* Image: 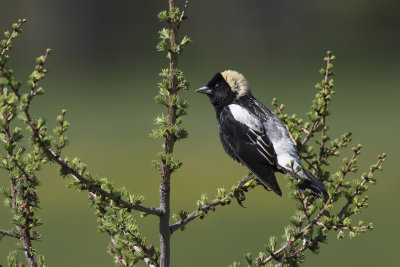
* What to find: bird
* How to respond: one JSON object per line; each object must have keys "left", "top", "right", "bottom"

{"left": 195, "top": 70, "right": 327, "bottom": 197}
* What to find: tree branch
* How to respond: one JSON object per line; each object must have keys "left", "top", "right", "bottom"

{"left": 317, "top": 52, "right": 333, "bottom": 163}
{"left": 170, "top": 175, "right": 255, "bottom": 234}
{"left": 94, "top": 197, "right": 159, "bottom": 267}
{"left": 0, "top": 229, "right": 19, "bottom": 239}
{"left": 132, "top": 245, "right": 158, "bottom": 267}
{"left": 1, "top": 45, "right": 38, "bottom": 265}
{"left": 177, "top": 0, "right": 189, "bottom": 27}
{"left": 46, "top": 148, "right": 162, "bottom": 216}
{"left": 301, "top": 120, "right": 319, "bottom": 146}
{"left": 337, "top": 153, "right": 386, "bottom": 218}
{"left": 316, "top": 222, "right": 372, "bottom": 231}
{"left": 2, "top": 49, "right": 162, "bottom": 217}
{"left": 258, "top": 144, "right": 381, "bottom": 265}
{"left": 289, "top": 163, "right": 311, "bottom": 223}
{"left": 157, "top": 0, "right": 191, "bottom": 265}
{"left": 323, "top": 132, "right": 351, "bottom": 159}
{"left": 261, "top": 182, "right": 339, "bottom": 266}
{"left": 158, "top": 0, "right": 179, "bottom": 264}
{"left": 0, "top": 19, "right": 26, "bottom": 56}
{"left": 300, "top": 53, "right": 334, "bottom": 149}
{"left": 259, "top": 146, "right": 362, "bottom": 265}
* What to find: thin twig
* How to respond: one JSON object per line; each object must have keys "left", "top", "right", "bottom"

{"left": 316, "top": 222, "right": 372, "bottom": 231}
{"left": 170, "top": 175, "right": 255, "bottom": 233}
{"left": 95, "top": 200, "right": 159, "bottom": 267}
{"left": 301, "top": 53, "right": 333, "bottom": 148}
{"left": 317, "top": 52, "right": 333, "bottom": 164}
{"left": 324, "top": 133, "right": 351, "bottom": 158}
{"left": 289, "top": 163, "right": 310, "bottom": 223}
{"left": 0, "top": 19, "right": 26, "bottom": 56}
{"left": 56, "top": 110, "right": 67, "bottom": 155}
{"left": 301, "top": 121, "right": 319, "bottom": 146}
{"left": 347, "top": 196, "right": 368, "bottom": 217}
{"left": 124, "top": 228, "right": 158, "bottom": 267}
{"left": 177, "top": 0, "right": 190, "bottom": 27}
{"left": 0, "top": 229, "right": 19, "bottom": 238}
{"left": 301, "top": 127, "right": 310, "bottom": 135}
{"left": 337, "top": 154, "right": 385, "bottom": 218}
{"left": 133, "top": 246, "right": 157, "bottom": 267}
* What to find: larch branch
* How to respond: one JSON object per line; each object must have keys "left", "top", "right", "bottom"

{"left": 170, "top": 175, "right": 255, "bottom": 234}
{"left": 0, "top": 229, "right": 19, "bottom": 239}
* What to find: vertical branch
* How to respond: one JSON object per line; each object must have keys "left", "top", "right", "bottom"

{"left": 155, "top": 1, "right": 191, "bottom": 265}
{"left": 317, "top": 52, "right": 332, "bottom": 161}
{"left": 0, "top": 98, "right": 37, "bottom": 267}
{"left": 159, "top": 1, "right": 177, "bottom": 266}
{"left": 0, "top": 106, "right": 37, "bottom": 266}
{"left": 0, "top": 20, "right": 39, "bottom": 267}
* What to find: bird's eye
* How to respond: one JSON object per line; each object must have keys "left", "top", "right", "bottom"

{"left": 215, "top": 83, "right": 222, "bottom": 89}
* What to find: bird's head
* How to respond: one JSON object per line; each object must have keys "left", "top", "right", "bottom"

{"left": 196, "top": 70, "right": 251, "bottom": 107}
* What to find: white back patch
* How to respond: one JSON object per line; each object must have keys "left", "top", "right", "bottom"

{"left": 228, "top": 104, "right": 263, "bottom": 132}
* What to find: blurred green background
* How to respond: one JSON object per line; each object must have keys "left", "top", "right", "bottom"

{"left": 0, "top": 0, "right": 399, "bottom": 266}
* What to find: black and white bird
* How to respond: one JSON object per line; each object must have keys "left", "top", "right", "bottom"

{"left": 196, "top": 70, "right": 326, "bottom": 197}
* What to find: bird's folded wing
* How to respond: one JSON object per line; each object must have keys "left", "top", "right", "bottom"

{"left": 220, "top": 107, "right": 282, "bottom": 196}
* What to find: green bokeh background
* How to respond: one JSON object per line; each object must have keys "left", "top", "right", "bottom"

{"left": 0, "top": 0, "right": 399, "bottom": 266}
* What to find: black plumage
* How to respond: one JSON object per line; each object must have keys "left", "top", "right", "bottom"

{"left": 196, "top": 71, "right": 327, "bottom": 197}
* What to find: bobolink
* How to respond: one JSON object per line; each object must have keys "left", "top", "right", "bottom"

{"left": 196, "top": 70, "right": 326, "bottom": 197}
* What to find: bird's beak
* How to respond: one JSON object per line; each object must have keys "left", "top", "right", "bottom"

{"left": 195, "top": 86, "right": 212, "bottom": 95}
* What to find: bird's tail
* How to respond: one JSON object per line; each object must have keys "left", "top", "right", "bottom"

{"left": 287, "top": 166, "right": 328, "bottom": 198}
{"left": 296, "top": 169, "right": 327, "bottom": 198}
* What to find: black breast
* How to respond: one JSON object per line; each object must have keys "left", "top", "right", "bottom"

{"left": 217, "top": 122, "right": 242, "bottom": 163}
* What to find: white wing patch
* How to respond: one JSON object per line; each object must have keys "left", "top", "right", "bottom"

{"left": 228, "top": 104, "right": 263, "bottom": 132}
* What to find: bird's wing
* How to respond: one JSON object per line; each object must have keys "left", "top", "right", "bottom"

{"left": 220, "top": 105, "right": 282, "bottom": 196}
{"left": 250, "top": 98, "right": 327, "bottom": 198}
